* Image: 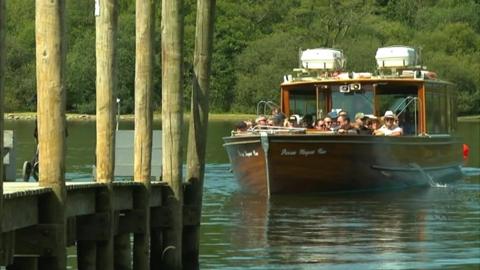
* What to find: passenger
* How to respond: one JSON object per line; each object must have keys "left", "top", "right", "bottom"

{"left": 271, "top": 113, "right": 285, "bottom": 126}
{"left": 323, "top": 116, "right": 334, "bottom": 131}
{"left": 338, "top": 110, "right": 348, "bottom": 117}
{"left": 315, "top": 119, "right": 326, "bottom": 131}
{"left": 271, "top": 108, "right": 286, "bottom": 126}
{"left": 374, "top": 110, "right": 403, "bottom": 136}
{"left": 354, "top": 112, "right": 364, "bottom": 128}
{"left": 285, "top": 115, "right": 298, "bottom": 127}
{"left": 369, "top": 117, "right": 381, "bottom": 133}
{"left": 302, "top": 114, "right": 314, "bottom": 128}
{"left": 267, "top": 118, "right": 275, "bottom": 126}
{"left": 244, "top": 119, "right": 254, "bottom": 129}
{"left": 255, "top": 115, "right": 268, "bottom": 126}
{"left": 355, "top": 112, "right": 371, "bottom": 135}
{"left": 327, "top": 111, "right": 338, "bottom": 128}
{"left": 336, "top": 115, "right": 358, "bottom": 135}
{"left": 234, "top": 121, "right": 248, "bottom": 132}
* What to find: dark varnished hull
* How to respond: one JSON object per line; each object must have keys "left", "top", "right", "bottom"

{"left": 223, "top": 134, "right": 463, "bottom": 196}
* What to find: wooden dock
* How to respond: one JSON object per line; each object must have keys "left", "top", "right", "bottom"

{"left": 0, "top": 0, "right": 215, "bottom": 268}
{"left": 1, "top": 181, "right": 198, "bottom": 268}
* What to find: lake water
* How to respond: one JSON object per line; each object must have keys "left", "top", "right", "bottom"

{"left": 4, "top": 119, "right": 480, "bottom": 269}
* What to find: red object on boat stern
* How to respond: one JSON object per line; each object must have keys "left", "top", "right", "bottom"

{"left": 463, "top": 144, "right": 470, "bottom": 162}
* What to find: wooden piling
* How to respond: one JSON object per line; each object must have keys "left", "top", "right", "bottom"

{"left": 35, "top": 0, "right": 67, "bottom": 269}
{"left": 0, "top": 0, "right": 5, "bottom": 250}
{"left": 161, "top": 0, "right": 185, "bottom": 267}
{"left": 184, "top": 0, "right": 216, "bottom": 268}
{"left": 133, "top": 0, "right": 156, "bottom": 268}
{"left": 95, "top": 0, "right": 118, "bottom": 269}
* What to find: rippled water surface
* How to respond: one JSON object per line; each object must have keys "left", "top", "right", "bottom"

{"left": 201, "top": 164, "right": 479, "bottom": 270}
{"left": 5, "top": 119, "right": 480, "bottom": 269}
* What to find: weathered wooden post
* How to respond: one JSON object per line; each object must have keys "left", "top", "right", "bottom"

{"left": 94, "top": 0, "right": 118, "bottom": 269}
{"left": 133, "top": 0, "right": 156, "bottom": 269}
{"left": 161, "top": 0, "right": 184, "bottom": 267}
{"left": 184, "top": 0, "right": 216, "bottom": 268}
{"left": 0, "top": 0, "right": 5, "bottom": 242}
{"left": 35, "top": 0, "right": 67, "bottom": 268}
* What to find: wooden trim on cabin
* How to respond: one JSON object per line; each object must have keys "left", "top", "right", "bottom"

{"left": 281, "top": 88, "right": 290, "bottom": 115}
{"left": 418, "top": 84, "right": 426, "bottom": 134}
{"left": 373, "top": 84, "right": 379, "bottom": 116}
{"left": 323, "top": 87, "right": 330, "bottom": 114}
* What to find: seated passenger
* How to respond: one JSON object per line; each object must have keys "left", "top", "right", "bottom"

{"left": 234, "top": 121, "right": 248, "bottom": 132}
{"left": 284, "top": 115, "right": 298, "bottom": 127}
{"left": 315, "top": 119, "right": 326, "bottom": 131}
{"left": 335, "top": 115, "right": 359, "bottom": 135}
{"left": 255, "top": 115, "right": 268, "bottom": 126}
{"left": 355, "top": 112, "right": 371, "bottom": 135}
{"left": 327, "top": 111, "right": 338, "bottom": 129}
{"left": 375, "top": 111, "right": 403, "bottom": 136}
{"left": 338, "top": 110, "right": 349, "bottom": 117}
{"left": 271, "top": 113, "right": 285, "bottom": 126}
{"left": 302, "top": 114, "right": 314, "bottom": 128}
{"left": 323, "top": 116, "right": 334, "bottom": 131}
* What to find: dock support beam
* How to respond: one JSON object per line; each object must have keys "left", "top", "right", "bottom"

{"left": 161, "top": 0, "right": 185, "bottom": 267}
{"left": 184, "top": 0, "right": 216, "bottom": 268}
{"left": 35, "top": 0, "right": 67, "bottom": 269}
{"left": 134, "top": 0, "right": 156, "bottom": 269}
{"left": 94, "top": 0, "right": 118, "bottom": 269}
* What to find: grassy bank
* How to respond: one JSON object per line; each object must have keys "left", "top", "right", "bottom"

{"left": 458, "top": 115, "right": 480, "bottom": 122}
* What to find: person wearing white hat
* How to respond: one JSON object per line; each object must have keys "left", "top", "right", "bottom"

{"left": 374, "top": 110, "right": 403, "bottom": 136}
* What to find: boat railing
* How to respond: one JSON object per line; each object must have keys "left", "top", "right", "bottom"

{"left": 392, "top": 96, "right": 418, "bottom": 135}
{"left": 256, "top": 100, "right": 280, "bottom": 116}
{"left": 232, "top": 125, "right": 306, "bottom": 136}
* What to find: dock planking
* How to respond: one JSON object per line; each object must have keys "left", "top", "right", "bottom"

{"left": 1, "top": 181, "right": 198, "bottom": 267}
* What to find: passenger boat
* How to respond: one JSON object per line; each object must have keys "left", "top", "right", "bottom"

{"left": 223, "top": 46, "right": 464, "bottom": 196}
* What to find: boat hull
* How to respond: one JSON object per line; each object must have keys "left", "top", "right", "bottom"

{"left": 223, "top": 134, "right": 463, "bottom": 196}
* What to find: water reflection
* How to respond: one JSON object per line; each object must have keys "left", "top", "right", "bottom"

{"left": 202, "top": 182, "right": 480, "bottom": 269}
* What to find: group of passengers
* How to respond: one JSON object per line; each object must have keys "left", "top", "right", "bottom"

{"left": 312, "top": 110, "right": 403, "bottom": 136}
{"left": 234, "top": 109, "right": 403, "bottom": 136}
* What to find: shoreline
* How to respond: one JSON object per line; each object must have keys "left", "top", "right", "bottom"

{"left": 4, "top": 112, "right": 256, "bottom": 121}
{"left": 4, "top": 112, "right": 479, "bottom": 122}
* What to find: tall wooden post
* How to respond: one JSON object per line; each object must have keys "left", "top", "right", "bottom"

{"left": 133, "top": 0, "right": 156, "bottom": 268}
{"left": 161, "top": 0, "right": 184, "bottom": 268}
{"left": 184, "top": 0, "right": 215, "bottom": 268}
{"left": 95, "top": 0, "right": 118, "bottom": 269}
{"left": 0, "top": 0, "right": 5, "bottom": 237}
{"left": 35, "top": 0, "right": 67, "bottom": 269}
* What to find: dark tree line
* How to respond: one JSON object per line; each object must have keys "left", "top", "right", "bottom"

{"left": 4, "top": 0, "right": 480, "bottom": 115}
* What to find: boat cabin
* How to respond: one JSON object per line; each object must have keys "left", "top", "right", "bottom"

{"left": 280, "top": 46, "right": 457, "bottom": 136}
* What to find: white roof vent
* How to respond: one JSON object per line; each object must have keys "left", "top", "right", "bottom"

{"left": 376, "top": 46, "right": 417, "bottom": 69}
{"left": 300, "top": 48, "right": 345, "bottom": 71}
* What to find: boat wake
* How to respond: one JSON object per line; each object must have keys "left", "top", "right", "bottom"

{"left": 461, "top": 166, "right": 480, "bottom": 176}
{"left": 409, "top": 163, "right": 447, "bottom": 188}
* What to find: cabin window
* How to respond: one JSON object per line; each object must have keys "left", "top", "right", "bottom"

{"left": 317, "top": 90, "right": 328, "bottom": 119}
{"left": 375, "top": 84, "right": 419, "bottom": 135}
{"left": 288, "top": 89, "right": 317, "bottom": 118}
{"left": 331, "top": 84, "right": 374, "bottom": 116}
{"left": 447, "top": 84, "right": 457, "bottom": 133}
{"left": 426, "top": 84, "right": 449, "bottom": 134}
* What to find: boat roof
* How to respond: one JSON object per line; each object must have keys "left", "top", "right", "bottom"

{"left": 281, "top": 70, "right": 453, "bottom": 87}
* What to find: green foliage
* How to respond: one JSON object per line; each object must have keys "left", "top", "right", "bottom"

{"left": 4, "top": 0, "right": 480, "bottom": 115}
